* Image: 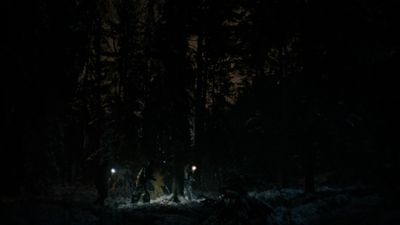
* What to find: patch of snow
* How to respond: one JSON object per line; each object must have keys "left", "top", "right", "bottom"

{"left": 108, "top": 194, "right": 205, "bottom": 209}
{"left": 249, "top": 188, "right": 303, "bottom": 201}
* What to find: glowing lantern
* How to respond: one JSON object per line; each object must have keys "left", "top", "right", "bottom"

{"left": 111, "top": 168, "right": 116, "bottom": 175}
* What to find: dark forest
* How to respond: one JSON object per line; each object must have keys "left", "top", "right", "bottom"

{"left": 2, "top": 0, "right": 399, "bottom": 225}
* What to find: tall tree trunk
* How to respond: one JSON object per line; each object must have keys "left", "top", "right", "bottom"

{"left": 162, "top": 0, "right": 191, "bottom": 201}
{"left": 194, "top": 33, "right": 206, "bottom": 152}
{"left": 194, "top": 32, "right": 207, "bottom": 188}
{"left": 172, "top": 152, "right": 185, "bottom": 202}
{"left": 279, "top": 46, "right": 289, "bottom": 188}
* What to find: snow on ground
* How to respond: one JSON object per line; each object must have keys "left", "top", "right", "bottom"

{"left": 249, "top": 188, "right": 304, "bottom": 202}
{"left": 107, "top": 194, "right": 206, "bottom": 209}
{"left": 256, "top": 187, "right": 390, "bottom": 225}
{"left": 2, "top": 185, "right": 398, "bottom": 225}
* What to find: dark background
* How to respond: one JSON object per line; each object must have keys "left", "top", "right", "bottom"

{"left": 2, "top": 0, "right": 399, "bottom": 201}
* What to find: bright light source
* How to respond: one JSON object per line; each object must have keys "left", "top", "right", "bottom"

{"left": 111, "top": 168, "right": 116, "bottom": 174}
{"left": 191, "top": 165, "right": 197, "bottom": 172}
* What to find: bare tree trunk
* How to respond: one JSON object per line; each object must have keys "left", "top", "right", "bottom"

{"left": 194, "top": 32, "right": 207, "bottom": 188}
{"left": 172, "top": 153, "right": 185, "bottom": 202}
{"left": 195, "top": 33, "right": 206, "bottom": 151}
{"left": 279, "top": 46, "right": 289, "bottom": 188}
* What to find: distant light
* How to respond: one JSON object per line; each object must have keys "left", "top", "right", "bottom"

{"left": 111, "top": 168, "right": 116, "bottom": 174}
{"left": 191, "top": 165, "right": 197, "bottom": 172}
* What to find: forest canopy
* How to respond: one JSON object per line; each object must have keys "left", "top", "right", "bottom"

{"left": 2, "top": 0, "right": 398, "bottom": 199}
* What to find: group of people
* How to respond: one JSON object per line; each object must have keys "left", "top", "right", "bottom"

{"left": 131, "top": 161, "right": 196, "bottom": 203}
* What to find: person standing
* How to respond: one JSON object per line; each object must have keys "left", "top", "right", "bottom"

{"left": 184, "top": 164, "right": 196, "bottom": 200}
{"left": 131, "top": 161, "right": 155, "bottom": 203}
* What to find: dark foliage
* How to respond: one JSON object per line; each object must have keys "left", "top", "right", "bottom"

{"left": 2, "top": 0, "right": 399, "bottom": 205}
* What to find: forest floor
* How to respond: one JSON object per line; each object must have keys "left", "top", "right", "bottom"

{"left": 1, "top": 185, "right": 399, "bottom": 225}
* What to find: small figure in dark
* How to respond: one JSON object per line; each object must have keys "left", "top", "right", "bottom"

{"left": 131, "top": 161, "right": 155, "bottom": 203}
{"left": 184, "top": 164, "right": 197, "bottom": 200}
